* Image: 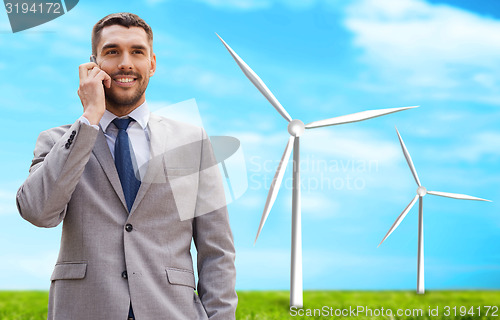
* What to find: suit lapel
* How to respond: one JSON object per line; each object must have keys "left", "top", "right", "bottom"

{"left": 92, "top": 129, "right": 128, "bottom": 212}
{"left": 129, "top": 114, "right": 168, "bottom": 214}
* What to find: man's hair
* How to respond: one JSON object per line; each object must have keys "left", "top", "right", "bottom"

{"left": 92, "top": 12, "right": 153, "bottom": 56}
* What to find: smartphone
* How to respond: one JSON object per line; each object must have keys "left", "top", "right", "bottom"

{"left": 89, "top": 55, "right": 109, "bottom": 89}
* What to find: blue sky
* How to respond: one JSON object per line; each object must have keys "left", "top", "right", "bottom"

{"left": 1, "top": 0, "right": 499, "bottom": 292}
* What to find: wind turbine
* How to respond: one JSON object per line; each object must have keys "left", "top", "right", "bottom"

{"left": 379, "top": 127, "right": 491, "bottom": 294}
{"left": 217, "top": 34, "right": 417, "bottom": 307}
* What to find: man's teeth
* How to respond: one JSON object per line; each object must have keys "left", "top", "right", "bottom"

{"left": 116, "top": 78, "right": 135, "bottom": 83}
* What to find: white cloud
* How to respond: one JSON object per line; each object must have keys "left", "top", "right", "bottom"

{"left": 0, "top": 5, "right": 11, "bottom": 32}
{"left": 15, "top": 251, "right": 58, "bottom": 278}
{"left": 169, "top": 65, "right": 248, "bottom": 97}
{"left": 145, "top": 0, "right": 169, "bottom": 5}
{"left": 445, "top": 131, "right": 500, "bottom": 162}
{"left": 0, "top": 189, "right": 17, "bottom": 215}
{"left": 145, "top": 0, "right": 273, "bottom": 9}
{"left": 227, "top": 128, "right": 408, "bottom": 208}
{"left": 283, "top": 193, "right": 341, "bottom": 220}
{"left": 233, "top": 128, "right": 400, "bottom": 165}
{"left": 345, "top": 0, "right": 500, "bottom": 68}
{"left": 301, "top": 128, "right": 400, "bottom": 164}
{"left": 234, "top": 194, "right": 264, "bottom": 210}
{"left": 230, "top": 131, "right": 285, "bottom": 149}
{"left": 230, "top": 128, "right": 403, "bottom": 199}
{"left": 196, "top": 0, "right": 272, "bottom": 10}
{"left": 145, "top": 0, "right": 320, "bottom": 10}
{"left": 235, "top": 248, "right": 417, "bottom": 289}
{"left": 343, "top": 0, "right": 500, "bottom": 103}
{"left": 3, "top": 6, "right": 96, "bottom": 58}
{"left": 0, "top": 251, "right": 58, "bottom": 289}
{"left": 283, "top": 0, "right": 318, "bottom": 10}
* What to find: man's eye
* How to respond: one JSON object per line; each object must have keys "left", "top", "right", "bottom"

{"left": 106, "top": 50, "right": 118, "bottom": 55}
{"left": 133, "top": 50, "right": 144, "bottom": 54}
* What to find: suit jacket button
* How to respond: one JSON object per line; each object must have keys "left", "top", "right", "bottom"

{"left": 65, "top": 143, "right": 70, "bottom": 149}
{"left": 125, "top": 224, "right": 133, "bottom": 232}
{"left": 122, "top": 271, "right": 128, "bottom": 279}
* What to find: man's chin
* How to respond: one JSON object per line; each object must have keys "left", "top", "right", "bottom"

{"left": 106, "top": 97, "right": 143, "bottom": 109}
{"left": 105, "top": 91, "right": 144, "bottom": 107}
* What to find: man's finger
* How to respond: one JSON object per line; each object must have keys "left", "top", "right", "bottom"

{"left": 97, "top": 70, "right": 112, "bottom": 88}
{"left": 78, "top": 62, "right": 98, "bottom": 80}
{"left": 87, "top": 66, "right": 101, "bottom": 79}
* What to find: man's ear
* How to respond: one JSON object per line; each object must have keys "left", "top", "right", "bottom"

{"left": 149, "top": 53, "right": 156, "bottom": 77}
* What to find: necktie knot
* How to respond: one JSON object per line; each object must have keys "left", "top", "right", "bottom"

{"left": 113, "top": 118, "right": 133, "bottom": 131}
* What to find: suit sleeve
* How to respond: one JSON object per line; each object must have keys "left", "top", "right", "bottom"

{"left": 16, "top": 120, "right": 99, "bottom": 228}
{"left": 193, "top": 128, "right": 238, "bottom": 320}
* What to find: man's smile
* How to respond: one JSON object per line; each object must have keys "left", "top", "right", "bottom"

{"left": 113, "top": 76, "right": 137, "bottom": 87}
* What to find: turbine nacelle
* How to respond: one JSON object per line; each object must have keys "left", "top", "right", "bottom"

{"left": 288, "top": 120, "right": 305, "bottom": 137}
{"left": 417, "top": 186, "right": 427, "bottom": 197}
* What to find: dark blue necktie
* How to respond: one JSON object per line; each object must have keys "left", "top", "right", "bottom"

{"left": 113, "top": 118, "right": 141, "bottom": 212}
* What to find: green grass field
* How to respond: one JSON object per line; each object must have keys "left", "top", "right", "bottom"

{"left": 1, "top": 290, "right": 499, "bottom": 319}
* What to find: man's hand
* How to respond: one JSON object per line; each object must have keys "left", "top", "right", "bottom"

{"left": 78, "top": 62, "right": 112, "bottom": 125}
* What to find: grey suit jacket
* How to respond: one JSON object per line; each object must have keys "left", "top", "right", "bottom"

{"left": 16, "top": 114, "right": 237, "bottom": 320}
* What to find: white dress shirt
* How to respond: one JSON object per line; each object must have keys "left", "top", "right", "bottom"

{"left": 80, "top": 102, "right": 151, "bottom": 180}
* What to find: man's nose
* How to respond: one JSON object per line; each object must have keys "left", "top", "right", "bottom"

{"left": 118, "top": 53, "right": 133, "bottom": 69}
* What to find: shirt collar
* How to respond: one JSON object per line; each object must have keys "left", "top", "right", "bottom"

{"left": 100, "top": 101, "right": 150, "bottom": 133}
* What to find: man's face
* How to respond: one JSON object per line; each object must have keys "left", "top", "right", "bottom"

{"left": 96, "top": 25, "right": 156, "bottom": 109}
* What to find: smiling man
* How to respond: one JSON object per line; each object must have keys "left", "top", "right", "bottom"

{"left": 16, "top": 13, "right": 237, "bottom": 320}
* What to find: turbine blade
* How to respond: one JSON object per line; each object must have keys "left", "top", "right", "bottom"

{"left": 255, "top": 136, "right": 295, "bottom": 244}
{"left": 216, "top": 34, "right": 293, "bottom": 122}
{"left": 378, "top": 195, "right": 419, "bottom": 247}
{"left": 304, "top": 106, "right": 418, "bottom": 129}
{"left": 395, "top": 127, "right": 421, "bottom": 187}
{"left": 427, "top": 190, "right": 491, "bottom": 202}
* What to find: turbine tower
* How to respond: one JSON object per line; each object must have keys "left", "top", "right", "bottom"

{"left": 217, "top": 34, "right": 417, "bottom": 307}
{"left": 379, "top": 127, "right": 491, "bottom": 294}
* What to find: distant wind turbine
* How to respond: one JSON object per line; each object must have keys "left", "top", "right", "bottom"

{"left": 217, "top": 33, "right": 417, "bottom": 307}
{"left": 379, "top": 127, "right": 491, "bottom": 294}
